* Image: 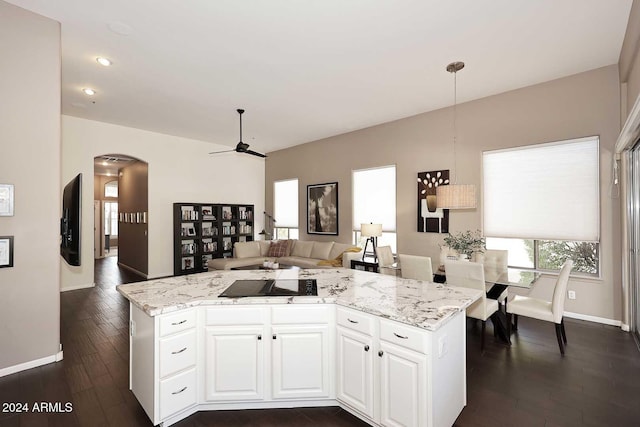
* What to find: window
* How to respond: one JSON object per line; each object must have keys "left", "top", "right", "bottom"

{"left": 483, "top": 136, "right": 599, "bottom": 275}
{"left": 104, "top": 202, "right": 118, "bottom": 236}
{"left": 352, "top": 165, "right": 396, "bottom": 253}
{"left": 105, "top": 180, "right": 118, "bottom": 198}
{"left": 274, "top": 179, "right": 298, "bottom": 240}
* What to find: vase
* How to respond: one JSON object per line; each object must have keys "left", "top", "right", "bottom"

{"left": 426, "top": 195, "right": 437, "bottom": 212}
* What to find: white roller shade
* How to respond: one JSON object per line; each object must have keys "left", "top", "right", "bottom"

{"left": 353, "top": 165, "right": 396, "bottom": 232}
{"left": 274, "top": 179, "right": 298, "bottom": 228}
{"left": 483, "top": 136, "right": 599, "bottom": 241}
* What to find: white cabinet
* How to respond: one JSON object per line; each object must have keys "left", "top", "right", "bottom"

{"left": 336, "top": 326, "right": 374, "bottom": 418}
{"left": 378, "top": 341, "right": 426, "bottom": 427}
{"left": 130, "top": 305, "right": 197, "bottom": 426}
{"left": 204, "top": 326, "right": 266, "bottom": 401}
{"left": 271, "top": 324, "right": 331, "bottom": 399}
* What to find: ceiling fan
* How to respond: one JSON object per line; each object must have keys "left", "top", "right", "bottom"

{"left": 209, "top": 109, "right": 267, "bottom": 158}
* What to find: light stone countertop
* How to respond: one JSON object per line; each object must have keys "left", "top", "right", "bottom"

{"left": 116, "top": 268, "right": 482, "bottom": 332}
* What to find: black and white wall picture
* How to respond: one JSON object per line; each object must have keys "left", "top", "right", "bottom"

{"left": 417, "top": 170, "right": 449, "bottom": 233}
{"left": 307, "top": 182, "right": 338, "bottom": 235}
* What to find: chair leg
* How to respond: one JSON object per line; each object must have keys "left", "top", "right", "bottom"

{"left": 504, "top": 298, "right": 507, "bottom": 314}
{"left": 560, "top": 318, "right": 567, "bottom": 344}
{"left": 513, "top": 314, "right": 518, "bottom": 330}
{"left": 506, "top": 312, "right": 512, "bottom": 345}
{"left": 555, "top": 323, "right": 565, "bottom": 355}
{"left": 481, "top": 320, "right": 486, "bottom": 352}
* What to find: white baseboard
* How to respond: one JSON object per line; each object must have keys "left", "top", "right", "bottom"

{"left": 564, "top": 311, "right": 622, "bottom": 327}
{"left": 60, "top": 282, "right": 95, "bottom": 292}
{"left": 117, "top": 262, "right": 148, "bottom": 279}
{"left": 621, "top": 323, "right": 630, "bottom": 332}
{"left": 0, "top": 350, "right": 63, "bottom": 378}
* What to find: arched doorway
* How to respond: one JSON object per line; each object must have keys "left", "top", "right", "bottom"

{"left": 94, "top": 154, "right": 149, "bottom": 284}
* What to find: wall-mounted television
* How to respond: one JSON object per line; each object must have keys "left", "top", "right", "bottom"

{"left": 61, "top": 173, "right": 82, "bottom": 266}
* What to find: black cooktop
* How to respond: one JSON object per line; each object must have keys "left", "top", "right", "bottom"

{"left": 219, "top": 279, "right": 318, "bottom": 298}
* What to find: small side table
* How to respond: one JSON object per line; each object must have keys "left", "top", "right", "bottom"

{"left": 351, "top": 259, "right": 379, "bottom": 273}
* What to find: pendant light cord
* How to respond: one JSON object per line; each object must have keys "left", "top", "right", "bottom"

{"left": 452, "top": 68, "right": 458, "bottom": 184}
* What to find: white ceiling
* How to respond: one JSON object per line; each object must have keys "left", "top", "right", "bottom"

{"left": 8, "top": 0, "right": 633, "bottom": 153}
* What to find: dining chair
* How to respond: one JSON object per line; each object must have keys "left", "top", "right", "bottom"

{"left": 506, "top": 260, "right": 573, "bottom": 355}
{"left": 398, "top": 254, "right": 433, "bottom": 281}
{"left": 445, "top": 260, "right": 499, "bottom": 352}
{"left": 375, "top": 246, "right": 395, "bottom": 268}
{"left": 477, "top": 249, "right": 509, "bottom": 312}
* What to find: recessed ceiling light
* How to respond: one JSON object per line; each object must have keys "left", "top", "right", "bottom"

{"left": 102, "top": 161, "right": 108, "bottom": 166}
{"left": 82, "top": 88, "right": 96, "bottom": 96}
{"left": 96, "top": 57, "right": 112, "bottom": 66}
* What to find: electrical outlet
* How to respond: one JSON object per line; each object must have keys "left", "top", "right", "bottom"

{"left": 568, "top": 290, "right": 576, "bottom": 300}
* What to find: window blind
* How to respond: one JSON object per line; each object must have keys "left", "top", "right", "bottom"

{"left": 274, "top": 179, "right": 298, "bottom": 228}
{"left": 353, "top": 165, "right": 396, "bottom": 232}
{"left": 483, "top": 136, "right": 599, "bottom": 241}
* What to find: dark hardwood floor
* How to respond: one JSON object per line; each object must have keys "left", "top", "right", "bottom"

{"left": 1, "top": 257, "right": 639, "bottom": 426}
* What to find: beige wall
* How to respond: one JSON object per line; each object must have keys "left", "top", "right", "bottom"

{"left": 620, "top": 0, "right": 640, "bottom": 116}
{"left": 0, "top": 2, "right": 61, "bottom": 370}
{"left": 266, "top": 65, "right": 622, "bottom": 322}
{"left": 62, "top": 115, "right": 265, "bottom": 290}
{"left": 118, "top": 161, "right": 148, "bottom": 275}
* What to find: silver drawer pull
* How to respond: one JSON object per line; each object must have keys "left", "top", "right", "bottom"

{"left": 171, "top": 319, "right": 187, "bottom": 326}
{"left": 393, "top": 332, "right": 409, "bottom": 339}
{"left": 347, "top": 318, "right": 359, "bottom": 324}
{"left": 171, "top": 347, "right": 187, "bottom": 355}
{"left": 172, "top": 386, "right": 187, "bottom": 395}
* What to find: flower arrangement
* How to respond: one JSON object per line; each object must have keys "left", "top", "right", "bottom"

{"left": 443, "top": 230, "right": 486, "bottom": 258}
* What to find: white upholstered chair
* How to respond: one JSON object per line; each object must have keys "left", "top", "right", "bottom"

{"left": 375, "top": 246, "right": 399, "bottom": 276}
{"left": 506, "top": 260, "right": 573, "bottom": 355}
{"left": 445, "top": 260, "right": 499, "bottom": 351}
{"left": 398, "top": 254, "right": 433, "bottom": 281}
{"left": 476, "top": 249, "right": 509, "bottom": 311}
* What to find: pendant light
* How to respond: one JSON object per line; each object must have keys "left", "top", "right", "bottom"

{"left": 436, "top": 61, "right": 477, "bottom": 209}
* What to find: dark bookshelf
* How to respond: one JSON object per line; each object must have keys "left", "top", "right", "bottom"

{"left": 173, "top": 203, "right": 254, "bottom": 275}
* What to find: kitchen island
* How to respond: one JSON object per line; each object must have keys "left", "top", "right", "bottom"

{"left": 117, "top": 268, "right": 482, "bottom": 427}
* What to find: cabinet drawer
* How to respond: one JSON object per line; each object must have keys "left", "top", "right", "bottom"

{"left": 336, "top": 307, "right": 374, "bottom": 336}
{"left": 206, "top": 306, "right": 267, "bottom": 326}
{"left": 380, "top": 319, "right": 428, "bottom": 354}
{"left": 159, "top": 309, "right": 196, "bottom": 337}
{"left": 159, "top": 329, "right": 196, "bottom": 378}
{"left": 271, "top": 305, "right": 330, "bottom": 324}
{"left": 159, "top": 368, "right": 197, "bottom": 420}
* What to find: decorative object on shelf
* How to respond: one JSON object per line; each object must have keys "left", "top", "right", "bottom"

{"left": 436, "top": 61, "right": 477, "bottom": 209}
{"left": 208, "top": 109, "right": 267, "bottom": 158}
{"left": 0, "top": 236, "right": 13, "bottom": 268}
{"left": 417, "top": 170, "right": 450, "bottom": 233}
{"left": 259, "top": 211, "right": 276, "bottom": 240}
{"left": 443, "top": 230, "right": 485, "bottom": 260}
{"left": 361, "top": 223, "right": 382, "bottom": 261}
{"left": 0, "top": 184, "right": 14, "bottom": 216}
{"left": 307, "top": 182, "right": 338, "bottom": 235}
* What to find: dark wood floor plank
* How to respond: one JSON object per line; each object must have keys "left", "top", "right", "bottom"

{"left": 0, "top": 257, "right": 638, "bottom": 426}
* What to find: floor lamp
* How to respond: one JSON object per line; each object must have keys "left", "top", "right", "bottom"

{"left": 361, "top": 223, "right": 382, "bottom": 261}
{"left": 258, "top": 212, "right": 276, "bottom": 240}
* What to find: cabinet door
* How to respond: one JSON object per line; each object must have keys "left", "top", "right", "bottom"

{"left": 379, "top": 342, "right": 427, "bottom": 427}
{"left": 204, "top": 326, "right": 265, "bottom": 401}
{"left": 336, "top": 327, "right": 374, "bottom": 418}
{"left": 271, "top": 325, "right": 330, "bottom": 399}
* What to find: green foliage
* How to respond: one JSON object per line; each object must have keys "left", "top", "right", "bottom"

{"left": 443, "top": 230, "right": 485, "bottom": 258}
{"left": 524, "top": 239, "right": 598, "bottom": 274}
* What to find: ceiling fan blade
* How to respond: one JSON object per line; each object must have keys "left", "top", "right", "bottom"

{"left": 246, "top": 149, "right": 267, "bottom": 158}
{"left": 208, "top": 149, "right": 235, "bottom": 155}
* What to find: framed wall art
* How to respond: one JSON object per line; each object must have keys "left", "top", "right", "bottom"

{"left": 0, "top": 184, "right": 15, "bottom": 216}
{"left": 307, "top": 182, "right": 338, "bottom": 235}
{"left": 417, "top": 170, "right": 450, "bottom": 233}
{"left": 0, "top": 236, "right": 14, "bottom": 268}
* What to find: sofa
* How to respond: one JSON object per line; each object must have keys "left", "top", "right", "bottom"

{"left": 207, "top": 239, "right": 363, "bottom": 270}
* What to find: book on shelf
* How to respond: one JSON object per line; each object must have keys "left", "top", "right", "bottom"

{"left": 222, "top": 206, "right": 232, "bottom": 220}
{"left": 181, "top": 207, "right": 198, "bottom": 221}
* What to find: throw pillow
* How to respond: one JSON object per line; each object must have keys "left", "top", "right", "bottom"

{"left": 234, "top": 241, "right": 261, "bottom": 259}
{"left": 268, "top": 240, "right": 289, "bottom": 257}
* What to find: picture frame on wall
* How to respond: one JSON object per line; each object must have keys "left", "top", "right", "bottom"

{"left": 417, "top": 170, "right": 450, "bottom": 233}
{"left": 307, "top": 182, "right": 339, "bottom": 235}
{"left": 0, "top": 184, "right": 15, "bottom": 216}
{"left": 0, "top": 236, "right": 14, "bottom": 268}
